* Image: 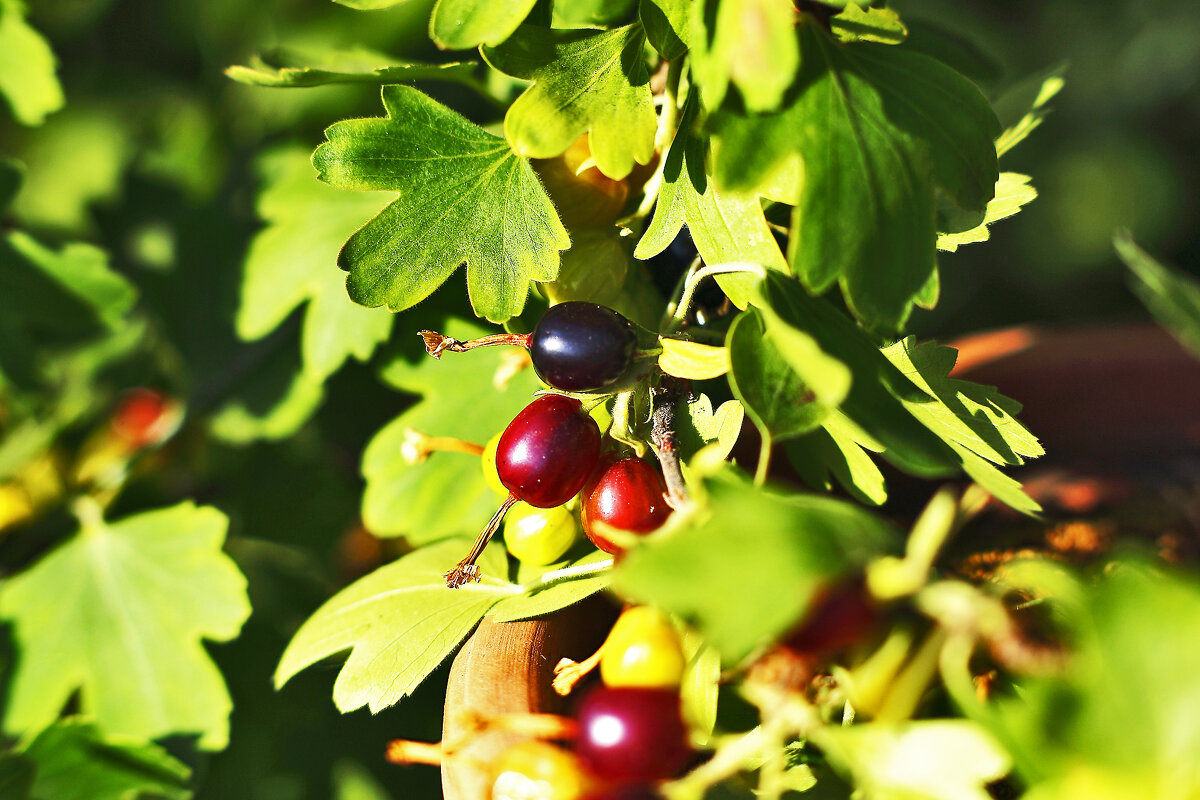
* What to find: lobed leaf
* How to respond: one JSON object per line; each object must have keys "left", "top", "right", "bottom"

{"left": 238, "top": 148, "right": 394, "bottom": 381}
{"left": 938, "top": 172, "right": 1037, "bottom": 253}
{"left": 313, "top": 85, "right": 568, "bottom": 323}
{"left": 363, "top": 305, "right": 539, "bottom": 543}
{"left": 0, "top": 502, "right": 250, "bottom": 750}
{"left": 483, "top": 24, "right": 656, "bottom": 180}
{"left": 714, "top": 21, "right": 999, "bottom": 329}
{"left": 675, "top": 394, "right": 745, "bottom": 461}
{"left": 640, "top": 0, "right": 690, "bottom": 59}
{"left": 831, "top": 2, "right": 908, "bottom": 44}
{"left": 635, "top": 95, "right": 786, "bottom": 307}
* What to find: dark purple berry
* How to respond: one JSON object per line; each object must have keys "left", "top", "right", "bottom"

{"left": 530, "top": 302, "right": 638, "bottom": 392}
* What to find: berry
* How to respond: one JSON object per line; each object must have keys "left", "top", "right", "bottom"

{"left": 497, "top": 395, "right": 602, "bottom": 508}
{"left": 529, "top": 302, "right": 638, "bottom": 392}
{"left": 480, "top": 432, "right": 509, "bottom": 496}
{"left": 782, "top": 577, "right": 877, "bottom": 658}
{"left": 492, "top": 740, "right": 590, "bottom": 800}
{"left": 574, "top": 687, "right": 690, "bottom": 783}
{"left": 600, "top": 606, "right": 686, "bottom": 689}
{"left": 505, "top": 503, "right": 579, "bottom": 565}
{"left": 581, "top": 457, "right": 671, "bottom": 555}
{"left": 583, "top": 787, "right": 661, "bottom": 800}
{"left": 112, "top": 388, "right": 177, "bottom": 448}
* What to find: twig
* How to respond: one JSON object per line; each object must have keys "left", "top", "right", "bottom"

{"left": 651, "top": 379, "right": 691, "bottom": 510}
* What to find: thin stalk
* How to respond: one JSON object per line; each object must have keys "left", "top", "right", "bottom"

{"left": 444, "top": 494, "right": 518, "bottom": 588}
{"left": 755, "top": 436, "right": 772, "bottom": 487}
{"left": 666, "top": 262, "right": 767, "bottom": 333}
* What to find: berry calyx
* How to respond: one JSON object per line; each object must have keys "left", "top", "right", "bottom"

{"left": 505, "top": 503, "right": 579, "bottom": 565}
{"left": 599, "top": 607, "right": 686, "bottom": 690}
{"left": 573, "top": 687, "right": 690, "bottom": 783}
{"left": 581, "top": 457, "right": 671, "bottom": 555}
{"left": 445, "top": 394, "right": 601, "bottom": 587}
{"left": 492, "top": 740, "right": 591, "bottom": 800}
{"left": 497, "top": 395, "right": 602, "bottom": 509}
{"left": 529, "top": 302, "right": 638, "bottom": 392}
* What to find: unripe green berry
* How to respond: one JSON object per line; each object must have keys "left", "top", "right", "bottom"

{"left": 504, "top": 503, "right": 579, "bottom": 565}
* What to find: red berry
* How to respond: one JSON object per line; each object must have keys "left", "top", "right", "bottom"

{"left": 111, "top": 388, "right": 176, "bottom": 448}
{"left": 574, "top": 687, "right": 690, "bottom": 783}
{"left": 497, "top": 395, "right": 602, "bottom": 508}
{"left": 581, "top": 457, "right": 671, "bottom": 555}
{"left": 782, "top": 577, "right": 877, "bottom": 658}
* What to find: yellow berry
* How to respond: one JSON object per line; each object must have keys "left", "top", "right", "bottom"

{"left": 504, "top": 503, "right": 578, "bottom": 565}
{"left": 600, "top": 606, "right": 686, "bottom": 689}
{"left": 480, "top": 432, "right": 508, "bottom": 496}
{"left": 491, "top": 740, "right": 588, "bottom": 800}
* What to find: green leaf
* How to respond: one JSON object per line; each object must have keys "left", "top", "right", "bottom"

{"left": 275, "top": 540, "right": 518, "bottom": 713}
{"left": 226, "top": 46, "right": 477, "bottom": 88}
{"left": 553, "top": 0, "right": 638, "bottom": 28}
{"left": 713, "top": 21, "right": 1000, "bottom": 329}
{"left": 690, "top": 0, "right": 799, "bottom": 112}
{"left": 640, "top": 0, "right": 690, "bottom": 59}
{"left": 333, "top": 760, "right": 395, "bottom": 800}
{"left": 937, "top": 173, "right": 1037, "bottom": 253}
{"left": 238, "top": 148, "right": 394, "bottom": 381}
{"left": 993, "top": 66, "right": 1066, "bottom": 158}
{"left": 727, "top": 308, "right": 836, "bottom": 445}
{"left": 680, "top": 633, "right": 720, "bottom": 741}
{"left": 313, "top": 85, "right": 568, "bottom": 323}
{"left": 612, "top": 469, "right": 898, "bottom": 662}
{"left": 328, "top": 0, "right": 411, "bottom": 8}
{"left": 431, "top": 0, "right": 537, "bottom": 49}
{"left": 635, "top": 95, "right": 786, "bottom": 307}
{"left": 0, "top": 502, "right": 250, "bottom": 750}
{"left": 483, "top": 24, "right": 656, "bottom": 180}
{"left": 831, "top": 2, "right": 908, "bottom": 44}
{"left": 0, "top": 156, "right": 21, "bottom": 210}
{"left": 22, "top": 719, "right": 191, "bottom": 800}
{"left": 0, "top": 0, "right": 63, "bottom": 126}
{"left": 208, "top": 351, "right": 325, "bottom": 444}
{"left": 786, "top": 412, "right": 888, "bottom": 506}
{"left": 1117, "top": 231, "right": 1200, "bottom": 360}
{"left": 752, "top": 273, "right": 956, "bottom": 477}
{"left": 658, "top": 337, "right": 729, "bottom": 380}
{"left": 363, "top": 309, "right": 540, "bottom": 542}
{"left": 675, "top": 394, "right": 745, "bottom": 461}
{"left": 813, "top": 720, "right": 1011, "bottom": 800}
{"left": 491, "top": 550, "right": 611, "bottom": 622}
{"left": 881, "top": 337, "right": 1041, "bottom": 512}
{"left": 0, "top": 754, "right": 34, "bottom": 800}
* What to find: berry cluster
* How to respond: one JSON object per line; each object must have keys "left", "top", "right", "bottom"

{"left": 488, "top": 606, "right": 692, "bottom": 799}
{"left": 427, "top": 303, "right": 675, "bottom": 588}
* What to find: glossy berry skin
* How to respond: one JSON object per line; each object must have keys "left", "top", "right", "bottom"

{"left": 530, "top": 302, "right": 638, "bottom": 392}
{"left": 599, "top": 606, "right": 686, "bottom": 689}
{"left": 574, "top": 687, "right": 690, "bottom": 783}
{"left": 582, "top": 457, "right": 671, "bottom": 555}
{"left": 497, "top": 394, "right": 602, "bottom": 508}
{"left": 504, "top": 503, "right": 579, "bottom": 565}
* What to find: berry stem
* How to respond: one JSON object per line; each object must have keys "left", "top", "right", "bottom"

{"left": 650, "top": 381, "right": 691, "bottom": 510}
{"left": 385, "top": 739, "right": 446, "bottom": 766}
{"left": 444, "top": 494, "right": 518, "bottom": 588}
{"left": 419, "top": 330, "right": 532, "bottom": 359}
{"left": 402, "top": 428, "right": 484, "bottom": 464}
{"left": 663, "top": 262, "right": 767, "bottom": 334}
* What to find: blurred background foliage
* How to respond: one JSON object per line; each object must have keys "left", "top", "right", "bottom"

{"left": 1, "top": 0, "right": 1197, "bottom": 797}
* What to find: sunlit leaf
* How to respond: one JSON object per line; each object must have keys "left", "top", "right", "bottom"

{"left": 690, "top": 0, "right": 798, "bottom": 112}
{"left": 658, "top": 337, "right": 729, "bottom": 380}
{"left": 993, "top": 66, "right": 1066, "bottom": 158}
{"left": 636, "top": 95, "right": 786, "bottom": 307}
{"left": 313, "top": 85, "right": 568, "bottom": 323}
{"left": 640, "top": 0, "right": 690, "bottom": 59}
{"left": 226, "top": 46, "right": 476, "bottom": 88}
{"left": 237, "top": 148, "right": 393, "bottom": 381}
{"left": 0, "top": 503, "right": 250, "bottom": 750}
{"left": 832, "top": 2, "right": 907, "bottom": 44}
{"left": 714, "top": 20, "right": 999, "bottom": 329}
{"left": 431, "top": 0, "right": 538, "bottom": 49}
{"left": 0, "top": 0, "right": 63, "bottom": 126}
{"left": 938, "top": 173, "right": 1037, "bottom": 253}
{"left": 483, "top": 24, "right": 656, "bottom": 180}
